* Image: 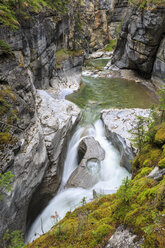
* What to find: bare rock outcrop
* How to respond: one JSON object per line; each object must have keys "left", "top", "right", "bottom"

{"left": 101, "top": 108, "right": 150, "bottom": 173}
{"left": 66, "top": 137, "right": 105, "bottom": 188}
{"left": 152, "top": 36, "right": 165, "bottom": 87}
{"left": 105, "top": 225, "right": 143, "bottom": 248}
{"left": 111, "top": 5, "right": 165, "bottom": 84}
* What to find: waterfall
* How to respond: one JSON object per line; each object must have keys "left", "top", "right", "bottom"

{"left": 26, "top": 119, "right": 130, "bottom": 243}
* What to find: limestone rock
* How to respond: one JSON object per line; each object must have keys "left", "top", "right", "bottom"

{"left": 66, "top": 137, "right": 105, "bottom": 188}
{"left": 0, "top": 118, "right": 49, "bottom": 238}
{"left": 105, "top": 225, "right": 143, "bottom": 248}
{"left": 78, "top": 137, "right": 105, "bottom": 167}
{"left": 0, "top": 89, "right": 81, "bottom": 238}
{"left": 112, "top": 6, "right": 165, "bottom": 81}
{"left": 26, "top": 90, "right": 81, "bottom": 229}
{"left": 101, "top": 108, "right": 150, "bottom": 172}
{"left": 152, "top": 36, "right": 165, "bottom": 87}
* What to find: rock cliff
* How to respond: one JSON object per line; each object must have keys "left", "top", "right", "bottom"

{"left": 111, "top": 4, "right": 165, "bottom": 85}
{"left": 0, "top": 0, "right": 124, "bottom": 239}
{"left": 0, "top": 5, "right": 83, "bottom": 240}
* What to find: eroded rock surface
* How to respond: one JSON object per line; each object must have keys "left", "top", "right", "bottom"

{"left": 66, "top": 137, "right": 105, "bottom": 188}
{"left": 152, "top": 36, "right": 165, "bottom": 87}
{"left": 147, "top": 166, "right": 165, "bottom": 181}
{"left": 111, "top": 6, "right": 165, "bottom": 84}
{"left": 101, "top": 108, "right": 150, "bottom": 172}
{"left": 105, "top": 225, "right": 143, "bottom": 248}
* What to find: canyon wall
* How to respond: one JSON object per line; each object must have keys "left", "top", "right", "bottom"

{"left": 111, "top": 4, "right": 165, "bottom": 86}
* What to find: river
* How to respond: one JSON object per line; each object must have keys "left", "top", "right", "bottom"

{"left": 26, "top": 58, "right": 157, "bottom": 243}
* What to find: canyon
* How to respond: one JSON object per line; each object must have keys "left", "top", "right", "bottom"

{"left": 0, "top": 0, "right": 165, "bottom": 247}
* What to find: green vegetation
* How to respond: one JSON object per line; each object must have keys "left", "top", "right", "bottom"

{"left": 27, "top": 159, "right": 165, "bottom": 248}
{"left": 0, "top": 171, "right": 14, "bottom": 200}
{"left": 103, "top": 39, "right": 117, "bottom": 52}
{"left": 0, "top": 85, "right": 18, "bottom": 148}
{"left": 0, "top": 0, "right": 70, "bottom": 28}
{"left": 129, "top": 0, "right": 165, "bottom": 8}
{"left": 55, "top": 49, "right": 83, "bottom": 69}
{"left": 0, "top": 39, "right": 12, "bottom": 54}
{"left": 2, "top": 229, "right": 25, "bottom": 248}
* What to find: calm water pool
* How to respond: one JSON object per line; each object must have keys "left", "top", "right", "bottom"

{"left": 66, "top": 76, "right": 158, "bottom": 124}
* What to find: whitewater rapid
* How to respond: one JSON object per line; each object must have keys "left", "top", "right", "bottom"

{"left": 26, "top": 119, "right": 130, "bottom": 243}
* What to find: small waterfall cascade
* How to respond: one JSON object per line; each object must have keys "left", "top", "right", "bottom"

{"left": 26, "top": 119, "right": 131, "bottom": 243}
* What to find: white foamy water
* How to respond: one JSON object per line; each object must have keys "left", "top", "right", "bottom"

{"left": 26, "top": 119, "right": 131, "bottom": 243}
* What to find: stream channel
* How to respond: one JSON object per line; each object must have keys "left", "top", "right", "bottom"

{"left": 26, "top": 58, "right": 157, "bottom": 243}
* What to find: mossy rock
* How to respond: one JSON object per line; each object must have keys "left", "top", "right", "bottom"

{"left": 154, "top": 123, "right": 165, "bottom": 145}
{"left": 132, "top": 144, "right": 162, "bottom": 177}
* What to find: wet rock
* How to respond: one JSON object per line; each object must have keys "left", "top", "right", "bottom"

{"left": 26, "top": 90, "right": 81, "bottom": 229}
{"left": 35, "top": 90, "right": 81, "bottom": 195}
{"left": 105, "top": 224, "right": 143, "bottom": 248}
{"left": 66, "top": 137, "right": 105, "bottom": 188}
{"left": 101, "top": 108, "right": 150, "bottom": 173}
{"left": 78, "top": 137, "right": 105, "bottom": 167}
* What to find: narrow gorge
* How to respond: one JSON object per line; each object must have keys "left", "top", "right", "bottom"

{"left": 0, "top": 1, "right": 165, "bottom": 248}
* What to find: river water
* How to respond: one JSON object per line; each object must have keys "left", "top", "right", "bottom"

{"left": 26, "top": 58, "right": 157, "bottom": 243}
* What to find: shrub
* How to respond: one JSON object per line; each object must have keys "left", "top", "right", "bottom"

{"left": 0, "top": 171, "right": 14, "bottom": 200}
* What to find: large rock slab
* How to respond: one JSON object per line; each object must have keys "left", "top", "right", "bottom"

{"left": 101, "top": 108, "right": 150, "bottom": 172}
{"left": 66, "top": 137, "right": 105, "bottom": 189}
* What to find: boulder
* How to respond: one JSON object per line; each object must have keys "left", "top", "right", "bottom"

{"left": 147, "top": 166, "right": 165, "bottom": 181}
{"left": 105, "top": 224, "right": 143, "bottom": 248}
{"left": 66, "top": 137, "right": 105, "bottom": 188}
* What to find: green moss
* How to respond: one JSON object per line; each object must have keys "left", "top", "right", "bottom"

{"left": 92, "top": 224, "right": 112, "bottom": 242}
{"left": 134, "top": 167, "right": 153, "bottom": 180}
{"left": 132, "top": 144, "right": 162, "bottom": 177}
{"left": 27, "top": 124, "right": 165, "bottom": 248}
{"left": 0, "top": 132, "right": 11, "bottom": 144}
{"left": 155, "top": 123, "right": 165, "bottom": 145}
{"left": 158, "top": 158, "right": 165, "bottom": 169}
